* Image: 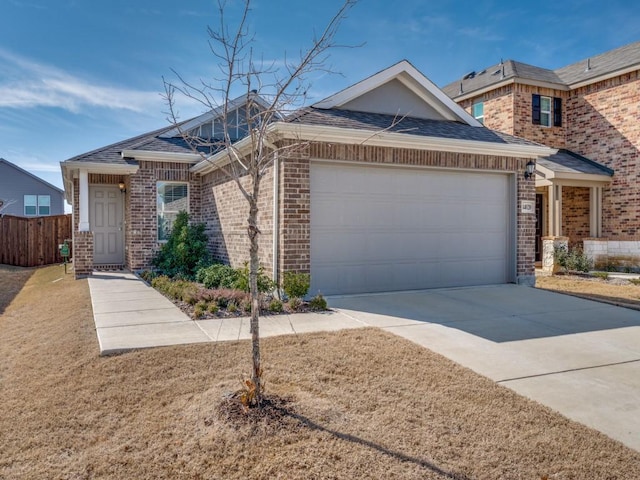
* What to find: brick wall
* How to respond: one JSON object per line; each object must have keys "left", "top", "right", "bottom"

{"left": 126, "top": 161, "right": 201, "bottom": 270}
{"left": 200, "top": 163, "right": 274, "bottom": 273}
{"left": 277, "top": 140, "right": 536, "bottom": 284}
{"left": 73, "top": 231, "right": 93, "bottom": 278}
{"left": 459, "top": 85, "right": 515, "bottom": 135}
{"left": 566, "top": 72, "right": 640, "bottom": 238}
{"left": 512, "top": 85, "right": 567, "bottom": 149}
{"left": 561, "top": 186, "right": 590, "bottom": 246}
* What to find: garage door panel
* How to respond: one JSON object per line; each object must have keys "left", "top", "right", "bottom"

{"left": 310, "top": 163, "right": 513, "bottom": 295}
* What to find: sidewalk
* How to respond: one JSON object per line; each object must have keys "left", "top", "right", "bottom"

{"left": 87, "top": 271, "right": 366, "bottom": 355}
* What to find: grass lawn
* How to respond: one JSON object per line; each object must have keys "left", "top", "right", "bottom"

{"left": 1, "top": 265, "right": 639, "bottom": 479}
{"left": 537, "top": 273, "right": 640, "bottom": 309}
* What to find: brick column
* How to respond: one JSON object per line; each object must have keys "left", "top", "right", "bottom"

{"left": 73, "top": 231, "right": 94, "bottom": 278}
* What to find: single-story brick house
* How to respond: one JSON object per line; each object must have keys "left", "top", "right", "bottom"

{"left": 61, "top": 61, "right": 554, "bottom": 295}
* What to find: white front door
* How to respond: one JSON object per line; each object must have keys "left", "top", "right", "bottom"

{"left": 90, "top": 186, "right": 124, "bottom": 265}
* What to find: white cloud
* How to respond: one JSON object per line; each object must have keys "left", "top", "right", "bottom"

{"left": 0, "top": 48, "right": 162, "bottom": 113}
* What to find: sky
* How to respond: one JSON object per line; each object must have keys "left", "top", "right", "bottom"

{"left": 1, "top": 0, "right": 640, "bottom": 208}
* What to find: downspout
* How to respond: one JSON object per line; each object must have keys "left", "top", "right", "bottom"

{"left": 272, "top": 152, "right": 280, "bottom": 296}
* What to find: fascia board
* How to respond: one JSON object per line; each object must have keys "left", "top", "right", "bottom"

{"left": 567, "top": 64, "right": 640, "bottom": 90}
{"left": 121, "top": 149, "right": 201, "bottom": 163}
{"left": 61, "top": 161, "right": 139, "bottom": 175}
{"left": 553, "top": 173, "right": 612, "bottom": 184}
{"left": 274, "top": 122, "right": 556, "bottom": 159}
{"left": 190, "top": 136, "right": 254, "bottom": 174}
{"left": 452, "top": 77, "right": 569, "bottom": 102}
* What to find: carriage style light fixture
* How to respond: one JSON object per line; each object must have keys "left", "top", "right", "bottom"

{"left": 524, "top": 160, "right": 536, "bottom": 180}
{"left": 118, "top": 182, "right": 127, "bottom": 194}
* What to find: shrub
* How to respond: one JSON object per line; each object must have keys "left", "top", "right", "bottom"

{"left": 194, "top": 304, "right": 206, "bottom": 319}
{"left": 208, "top": 303, "right": 219, "bottom": 314}
{"left": 282, "top": 272, "right": 310, "bottom": 299}
{"left": 151, "top": 276, "right": 198, "bottom": 302}
{"left": 554, "top": 245, "right": 592, "bottom": 273}
{"left": 592, "top": 271, "right": 609, "bottom": 280}
{"left": 196, "top": 263, "right": 239, "bottom": 289}
{"left": 138, "top": 269, "right": 157, "bottom": 283}
{"left": 308, "top": 293, "right": 328, "bottom": 311}
{"left": 268, "top": 299, "right": 283, "bottom": 313}
{"left": 227, "top": 302, "right": 238, "bottom": 313}
{"left": 234, "top": 263, "right": 276, "bottom": 293}
{"left": 629, "top": 278, "right": 640, "bottom": 286}
{"left": 288, "top": 297, "right": 302, "bottom": 311}
{"left": 152, "top": 211, "right": 210, "bottom": 279}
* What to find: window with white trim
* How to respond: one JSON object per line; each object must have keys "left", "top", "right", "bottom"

{"left": 157, "top": 182, "right": 188, "bottom": 241}
{"left": 472, "top": 101, "right": 484, "bottom": 124}
{"left": 532, "top": 94, "right": 562, "bottom": 127}
{"left": 24, "top": 194, "right": 50, "bottom": 216}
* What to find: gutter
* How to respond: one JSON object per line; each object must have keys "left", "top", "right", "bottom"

{"left": 272, "top": 152, "right": 280, "bottom": 292}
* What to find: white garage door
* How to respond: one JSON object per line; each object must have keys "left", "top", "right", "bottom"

{"left": 310, "top": 162, "right": 514, "bottom": 295}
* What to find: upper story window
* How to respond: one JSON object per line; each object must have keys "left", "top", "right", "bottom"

{"left": 192, "top": 106, "right": 262, "bottom": 142}
{"left": 532, "top": 94, "right": 562, "bottom": 127}
{"left": 472, "top": 102, "right": 484, "bottom": 124}
{"left": 157, "top": 182, "right": 188, "bottom": 242}
{"left": 24, "top": 194, "right": 50, "bottom": 216}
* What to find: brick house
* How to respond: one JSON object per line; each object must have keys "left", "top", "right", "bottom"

{"left": 442, "top": 41, "right": 640, "bottom": 267}
{"left": 61, "top": 61, "right": 554, "bottom": 295}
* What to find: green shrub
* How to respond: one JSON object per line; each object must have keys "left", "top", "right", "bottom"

{"left": 152, "top": 211, "right": 210, "bottom": 279}
{"left": 234, "top": 263, "right": 276, "bottom": 293}
{"left": 138, "top": 269, "right": 157, "bottom": 283}
{"left": 554, "top": 245, "right": 592, "bottom": 273}
{"left": 592, "top": 271, "right": 609, "bottom": 280}
{"left": 268, "top": 299, "right": 283, "bottom": 313}
{"left": 282, "top": 272, "right": 310, "bottom": 299}
{"left": 208, "top": 303, "right": 219, "bottom": 314}
{"left": 151, "top": 275, "right": 198, "bottom": 302}
{"left": 308, "top": 293, "right": 327, "bottom": 311}
{"left": 227, "top": 302, "right": 238, "bottom": 313}
{"left": 196, "top": 263, "right": 239, "bottom": 289}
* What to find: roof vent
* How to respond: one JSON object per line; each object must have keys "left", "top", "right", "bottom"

{"left": 501, "top": 64, "right": 505, "bottom": 79}
{"left": 585, "top": 58, "right": 591, "bottom": 72}
{"left": 459, "top": 82, "right": 463, "bottom": 95}
{"left": 463, "top": 71, "right": 476, "bottom": 80}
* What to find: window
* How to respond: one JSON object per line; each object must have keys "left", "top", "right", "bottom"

{"left": 157, "top": 182, "right": 188, "bottom": 241}
{"left": 472, "top": 102, "right": 484, "bottom": 124}
{"left": 24, "top": 194, "right": 50, "bottom": 216}
{"left": 532, "top": 94, "right": 562, "bottom": 127}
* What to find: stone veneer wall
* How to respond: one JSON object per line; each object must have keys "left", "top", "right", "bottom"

{"left": 566, "top": 72, "right": 640, "bottom": 238}
{"left": 200, "top": 164, "right": 274, "bottom": 273}
{"left": 126, "top": 161, "right": 201, "bottom": 270}
{"left": 277, "top": 141, "right": 537, "bottom": 285}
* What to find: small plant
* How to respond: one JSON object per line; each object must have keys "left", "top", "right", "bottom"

{"left": 234, "top": 263, "right": 276, "bottom": 293}
{"left": 268, "top": 298, "right": 283, "bottom": 313}
{"left": 227, "top": 302, "right": 238, "bottom": 313}
{"left": 288, "top": 297, "right": 302, "bottom": 311}
{"left": 195, "top": 263, "right": 239, "bottom": 289}
{"left": 208, "top": 303, "right": 219, "bottom": 314}
{"left": 194, "top": 304, "right": 206, "bottom": 319}
{"left": 592, "top": 271, "right": 609, "bottom": 280}
{"left": 554, "top": 245, "right": 592, "bottom": 273}
{"left": 138, "top": 269, "right": 157, "bottom": 283}
{"left": 236, "top": 371, "right": 263, "bottom": 410}
{"left": 308, "top": 293, "right": 327, "bottom": 311}
{"left": 282, "top": 271, "right": 310, "bottom": 299}
{"left": 629, "top": 278, "right": 640, "bottom": 286}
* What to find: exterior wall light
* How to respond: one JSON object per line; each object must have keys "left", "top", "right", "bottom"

{"left": 118, "top": 182, "right": 127, "bottom": 194}
{"left": 524, "top": 160, "right": 536, "bottom": 180}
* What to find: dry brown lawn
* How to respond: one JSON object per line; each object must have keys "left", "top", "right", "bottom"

{"left": 537, "top": 273, "right": 640, "bottom": 309}
{"left": 2, "top": 265, "right": 640, "bottom": 479}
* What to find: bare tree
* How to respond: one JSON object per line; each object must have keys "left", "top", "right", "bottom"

{"left": 0, "top": 199, "right": 16, "bottom": 217}
{"left": 163, "top": 0, "right": 356, "bottom": 406}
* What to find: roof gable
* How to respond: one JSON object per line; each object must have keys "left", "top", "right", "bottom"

{"left": 313, "top": 60, "right": 482, "bottom": 126}
{"left": 0, "top": 158, "right": 64, "bottom": 194}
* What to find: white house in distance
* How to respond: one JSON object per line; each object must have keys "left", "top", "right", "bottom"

{"left": 0, "top": 158, "right": 65, "bottom": 217}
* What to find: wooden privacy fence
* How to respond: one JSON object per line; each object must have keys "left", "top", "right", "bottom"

{"left": 0, "top": 214, "right": 72, "bottom": 267}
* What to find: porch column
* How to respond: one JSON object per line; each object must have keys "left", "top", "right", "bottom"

{"left": 589, "top": 186, "right": 603, "bottom": 237}
{"left": 78, "top": 169, "right": 90, "bottom": 232}
{"left": 548, "top": 183, "right": 562, "bottom": 236}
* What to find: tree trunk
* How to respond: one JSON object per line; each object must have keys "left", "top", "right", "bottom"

{"left": 248, "top": 179, "right": 262, "bottom": 405}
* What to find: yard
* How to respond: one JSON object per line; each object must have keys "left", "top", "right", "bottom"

{"left": 1, "top": 265, "right": 639, "bottom": 479}
{"left": 536, "top": 273, "right": 640, "bottom": 309}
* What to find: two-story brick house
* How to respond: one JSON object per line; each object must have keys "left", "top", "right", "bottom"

{"left": 443, "top": 41, "right": 640, "bottom": 267}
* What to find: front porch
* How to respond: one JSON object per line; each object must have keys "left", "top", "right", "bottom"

{"left": 534, "top": 149, "right": 613, "bottom": 271}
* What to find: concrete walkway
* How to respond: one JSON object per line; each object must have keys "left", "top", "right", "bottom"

{"left": 87, "top": 273, "right": 640, "bottom": 452}
{"left": 87, "top": 271, "right": 366, "bottom": 356}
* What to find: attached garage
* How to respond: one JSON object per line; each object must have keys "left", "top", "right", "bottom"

{"left": 310, "top": 161, "right": 515, "bottom": 295}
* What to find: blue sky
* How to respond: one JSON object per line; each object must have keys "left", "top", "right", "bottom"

{"left": 1, "top": 0, "right": 639, "bottom": 202}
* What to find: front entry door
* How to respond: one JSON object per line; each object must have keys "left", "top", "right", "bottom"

{"left": 90, "top": 186, "right": 124, "bottom": 265}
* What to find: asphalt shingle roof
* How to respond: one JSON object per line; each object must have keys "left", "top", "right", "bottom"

{"left": 443, "top": 40, "right": 640, "bottom": 98}
{"left": 286, "top": 107, "right": 544, "bottom": 147}
{"left": 538, "top": 149, "right": 613, "bottom": 176}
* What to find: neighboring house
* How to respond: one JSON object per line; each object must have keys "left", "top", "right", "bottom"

{"left": 0, "top": 158, "right": 65, "bottom": 217}
{"left": 442, "top": 41, "right": 640, "bottom": 265}
{"left": 60, "top": 61, "right": 554, "bottom": 295}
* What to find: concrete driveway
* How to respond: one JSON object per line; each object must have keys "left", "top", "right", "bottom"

{"left": 326, "top": 284, "right": 640, "bottom": 452}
